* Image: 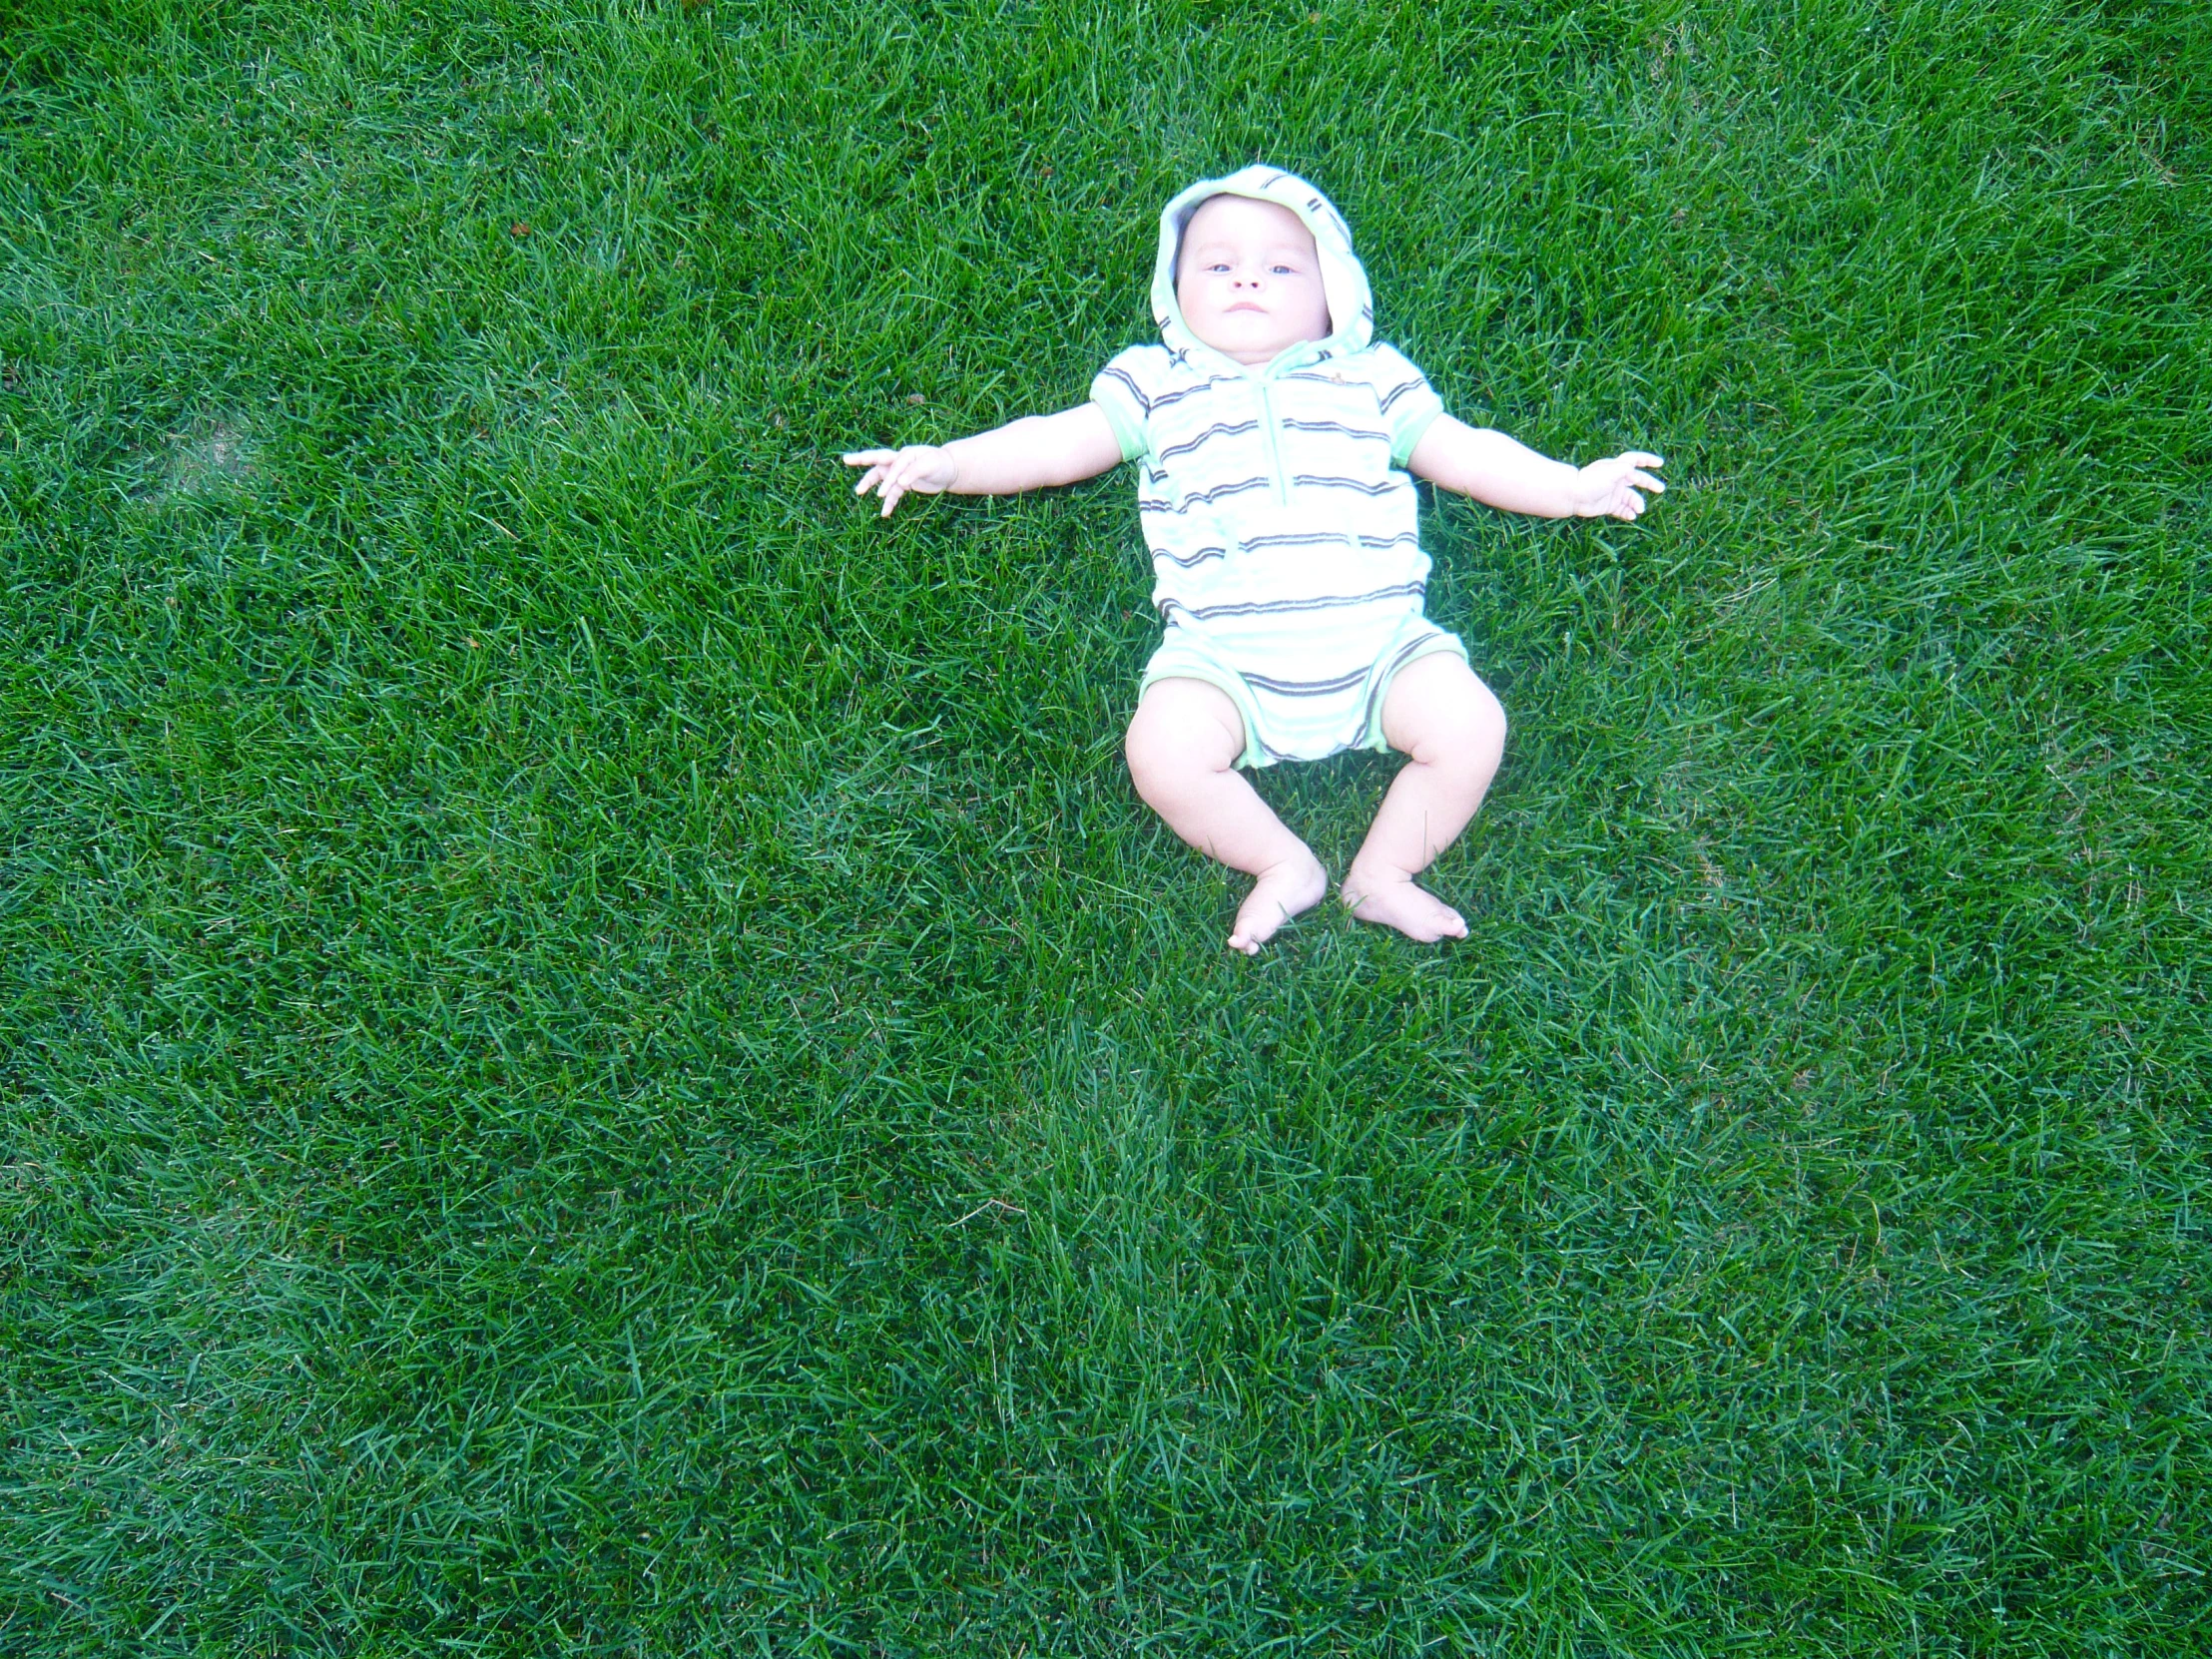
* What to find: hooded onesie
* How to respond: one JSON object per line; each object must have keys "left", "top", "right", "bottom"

{"left": 1089, "top": 167, "right": 1469, "bottom": 770}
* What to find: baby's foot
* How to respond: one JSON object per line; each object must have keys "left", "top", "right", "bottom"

{"left": 1227, "top": 853, "right": 1328, "bottom": 955}
{"left": 1342, "top": 864, "right": 1467, "bottom": 943}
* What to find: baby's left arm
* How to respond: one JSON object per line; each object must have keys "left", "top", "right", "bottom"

{"left": 1408, "top": 414, "right": 1664, "bottom": 521}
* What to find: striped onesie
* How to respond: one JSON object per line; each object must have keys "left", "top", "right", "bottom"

{"left": 1089, "top": 167, "right": 1469, "bottom": 770}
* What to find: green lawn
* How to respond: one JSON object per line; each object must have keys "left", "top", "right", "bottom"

{"left": 4, "top": 0, "right": 2208, "bottom": 1652}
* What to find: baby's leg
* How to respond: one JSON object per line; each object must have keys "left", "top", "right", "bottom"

{"left": 1125, "top": 678, "right": 1327, "bottom": 954}
{"left": 1342, "top": 654, "right": 1507, "bottom": 942}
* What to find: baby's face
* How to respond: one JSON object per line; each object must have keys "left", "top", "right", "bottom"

{"left": 1175, "top": 195, "right": 1332, "bottom": 366}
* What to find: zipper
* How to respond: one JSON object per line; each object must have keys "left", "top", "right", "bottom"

{"left": 1255, "top": 378, "right": 1288, "bottom": 504}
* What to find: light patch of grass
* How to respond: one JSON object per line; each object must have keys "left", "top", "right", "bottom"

{"left": 132, "top": 413, "right": 258, "bottom": 504}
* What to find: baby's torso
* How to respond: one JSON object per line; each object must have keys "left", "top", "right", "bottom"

{"left": 1101, "top": 345, "right": 1435, "bottom": 647}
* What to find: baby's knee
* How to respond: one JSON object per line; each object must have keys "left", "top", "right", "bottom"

{"left": 1467, "top": 678, "right": 1508, "bottom": 750}
{"left": 1452, "top": 688, "right": 1508, "bottom": 771}
{"left": 1125, "top": 680, "right": 1244, "bottom": 796}
{"left": 1403, "top": 670, "right": 1506, "bottom": 771}
{"left": 1124, "top": 715, "right": 1203, "bottom": 800}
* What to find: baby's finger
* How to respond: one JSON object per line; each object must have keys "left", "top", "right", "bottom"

{"left": 1624, "top": 469, "right": 1666, "bottom": 495}
{"left": 1618, "top": 450, "right": 1665, "bottom": 470}
{"left": 851, "top": 465, "right": 886, "bottom": 497}
{"left": 842, "top": 449, "right": 891, "bottom": 466}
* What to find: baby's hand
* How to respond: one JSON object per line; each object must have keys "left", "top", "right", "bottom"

{"left": 1571, "top": 451, "right": 1666, "bottom": 520}
{"left": 842, "top": 444, "right": 959, "bottom": 517}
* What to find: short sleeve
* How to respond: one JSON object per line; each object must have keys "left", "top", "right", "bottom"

{"left": 1364, "top": 343, "right": 1446, "bottom": 467}
{"left": 1088, "top": 346, "right": 1159, "bottom": 464}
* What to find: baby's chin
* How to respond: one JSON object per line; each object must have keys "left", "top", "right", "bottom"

{"left": 1190, "top": 317, "right": 1330, "bottom": 364}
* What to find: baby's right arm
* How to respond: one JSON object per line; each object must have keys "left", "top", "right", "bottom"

{"left": 843, "top": 403, "right": 1124, "bottom": 518}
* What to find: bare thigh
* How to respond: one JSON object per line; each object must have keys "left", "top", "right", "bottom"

{"left": 1125, "top": 676, "right": 1248, "bottom": 788}
{"left": 1380, "top": 653, "right": 1508, "bottom": 769}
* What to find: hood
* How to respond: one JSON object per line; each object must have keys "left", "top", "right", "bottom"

{"left": 1151, "top": 165, "right": 1375, "bottom": 368}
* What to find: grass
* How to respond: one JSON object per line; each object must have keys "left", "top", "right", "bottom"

{"left": 2, "top": 0, "right": 2208, "bottom": 1652}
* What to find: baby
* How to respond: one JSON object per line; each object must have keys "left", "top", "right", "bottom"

{"left": 846, "top": 167, "right": 1662, "bottom": 953}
